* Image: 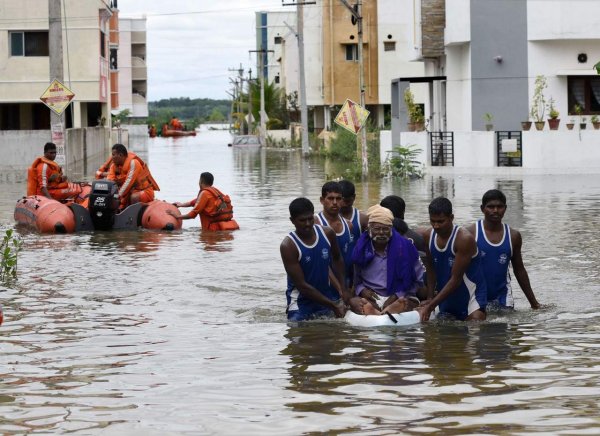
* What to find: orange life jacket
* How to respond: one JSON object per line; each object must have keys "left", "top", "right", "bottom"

{"left": 95, "top": 156, "right": 113, "bottom": 179}
{"left": 203, "top": 187, "right": 234, "bottom": 223}
{"left": 110, "top": 152, "right": 160, "bottom": 197}
{"left": 27, "top": 157, "right": 64, "bottom": 196}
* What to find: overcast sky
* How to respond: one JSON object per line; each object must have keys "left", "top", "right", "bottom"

{"left": 118, "top": 0, "right": 288, "bottom": 102}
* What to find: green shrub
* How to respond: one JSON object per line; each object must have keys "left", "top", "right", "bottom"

{"left": 1, "top": 228, "right": 22, "bottom": 282}
{"left": 382, "top": 144, "right": 424, "bottom": 179}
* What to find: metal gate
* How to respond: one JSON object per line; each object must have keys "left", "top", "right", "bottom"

{"left": 430, "top": 132, "right": 454, "bottom": 166}
{"left": 496, "top": 131, "right": 523, "bottom": 167}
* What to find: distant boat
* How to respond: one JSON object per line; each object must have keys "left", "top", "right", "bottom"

{"left": 228, "top": 135, "right": 264, "bottom": 148}
{"left": 162, "top": 124, "right": 197, "bottom": 137}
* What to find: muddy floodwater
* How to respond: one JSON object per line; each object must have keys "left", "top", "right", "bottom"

{"left": 1, "top": 128, "right": 600, "bottom": 434}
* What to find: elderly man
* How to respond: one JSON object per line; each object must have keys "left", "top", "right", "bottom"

{"left": 352, "top": 204, "right": 425, "bottom": 314}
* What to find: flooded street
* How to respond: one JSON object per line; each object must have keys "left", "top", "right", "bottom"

{"left": 2, "top": 129, "right": 600, "bottom": 434}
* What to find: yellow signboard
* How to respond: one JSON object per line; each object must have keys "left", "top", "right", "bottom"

{"left": 334, "top": 99, "right": 370, "bottom": 135}
{"left": 40, "top": 79, "right": 75, "bottom": 115}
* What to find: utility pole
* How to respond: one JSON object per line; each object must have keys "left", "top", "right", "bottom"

{"left": 283, "top": 0, "right": 315, "bottom": 157}
{"left": 249, "top": 49, "right": 274, "bottom": 141}
{"left": 247, "top": 68, "right": 253, "bottom": 134}
{"left": 49, "top": 0, "right": 66, "bottom": 168}
{"left": 340, "top": 0, "right": 368, "bottom": 176}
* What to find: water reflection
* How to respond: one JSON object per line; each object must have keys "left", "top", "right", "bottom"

{"left": 198, "top": 230, "right": 234, "bottom": 252}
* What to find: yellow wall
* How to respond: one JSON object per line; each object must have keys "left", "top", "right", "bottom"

{"left": 323, "top": 0, "right": 379, "bottom": 106}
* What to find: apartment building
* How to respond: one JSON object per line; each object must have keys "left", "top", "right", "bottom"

{"left": 111, "top": 15, "right": 148, "bottom": 119}
{"left": 0, "top": 0, "right": 114, "bottom": 130}
{"left": 256, "top": 0, "right": 426, "bottom": 132}
{"left": 399, "top": 0, "right": 600, "bottom": 133}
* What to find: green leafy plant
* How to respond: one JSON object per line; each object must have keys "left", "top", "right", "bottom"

{"left": 591, "top": 115, "right": 599, "bottom": 123}
{"left": 530, "top": 75, "right": 548, "bottom": 122}
{"left": 383, "top": 144, "right": 424, "bottom": 179}
{"left": 1, "top": 228, "right": 22, "bottom": 282}
{"left": 404, "top": 88, "right": 424, "bottom": 124}
{"left": 484, "top": 113, "right": 493, "bottom": 123}
{"left": 573, "top": 104, "right": 583, "bottom": 116}
{"left": 547, "top": 98, "right": 559, "bottom": 119}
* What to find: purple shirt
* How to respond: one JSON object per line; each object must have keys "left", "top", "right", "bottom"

{"left": 354, "top": 243, "right": 425, "bottom": 298}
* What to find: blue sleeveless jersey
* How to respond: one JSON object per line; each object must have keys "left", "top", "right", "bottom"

{"left": 317, "top": 212, "right": 354, "bottom": 284}
{"left": 286, "top": 225, "right": 340, "bottom": 320}
{"left": 476, "top": 220, "right": 513, "bottom": 307}
{"left": 429, "top": 225, "right": 487, "bottom": 320}
{"left": 349, "top": 207, "right": 363, "bottom": 244}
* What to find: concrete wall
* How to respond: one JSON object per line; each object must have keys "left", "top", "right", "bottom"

{"left": 390, "top": 130, "right": 600, "bottom": 174}
{"left": 377, "top": 0, "right": 426, "bottom": 104}
{"left": 528, "top": 0, "right": 600, "bottom": 40}
{"left": 445, "top": 0, "right": 470, "bottom": 45}
{"left": 0, "top": 126, "right": 109, "bottom": 181}
{"left": 470, "top": 0, "right": 529, "bottom": 131}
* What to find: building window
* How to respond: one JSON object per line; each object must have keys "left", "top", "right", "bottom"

{"left": 568, "top": 76, "right": 600, "bottom": 114}
{"left": 274, "top": 36, "right": 282, "bottom": 44}
{"left": 384, "top": 41, "right": 396, "bottom": 52}
{"left": 9, "top": 31, "right": 49, "bottom": 56}
{"left": 110, "top": 48, "right": 118, "bottom": 70}
{"left": 275, "top": 74, "right": 280, "bottom": 84}
{"left": 345, "top": 44, "right": 358, "bottom": 61}
{"left": 100, "top": 30, "right": 107, "bottom": 58}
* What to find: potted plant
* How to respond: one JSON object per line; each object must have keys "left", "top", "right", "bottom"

{"left": 483, "top": 113, "right": 494, "bottom": 131}
{"left": 404, "top": 88, "right": 425, "bottom": 132}
{"left": 573, "top": 104, "right": 586, "bottom": 129}
{"left": 566, "top": 119, "right": 575, "bottom": 130}
{"left": 592, "top": 115, "right": 600, "bottom": 130}
{"left": 521, "top": 119, "right": 532, "bottom": 131}
{"left": 530, "top": 75, "right": 547, "bottom": 130}
{"left": 547, "top": 98, "right": 560, "bottom": 130}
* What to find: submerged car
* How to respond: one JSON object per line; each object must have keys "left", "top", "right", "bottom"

{"left": 228, "top": 135, "right": 264, "bottom": 148}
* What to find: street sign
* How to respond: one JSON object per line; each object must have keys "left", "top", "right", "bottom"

{"left": 40, "top": 79, "right": 75, "bottom": 115}
{"left": 334, "top": 98, "right": 370, "bottom": 135}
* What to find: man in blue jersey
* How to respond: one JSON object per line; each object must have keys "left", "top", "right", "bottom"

{"left": 281, "top": 197, "right": 363, "bottom": 321}
{"left": 420, "top": 197, "right": 487, "bottom": 322}
{"left": 315, "top": 182, "right": 355, "bottom": 286}
{"left": 466, "top": 189, "right": 540, "bottom": 310}
{"left": 339, "top": 180, "right": 368, "bottom": 243}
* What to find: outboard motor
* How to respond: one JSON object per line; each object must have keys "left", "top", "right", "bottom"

{"left": 88, "top": 180, "right": 120, "bottom": 230}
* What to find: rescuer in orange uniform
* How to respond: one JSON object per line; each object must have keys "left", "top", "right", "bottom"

{"left": 168, "top": 172, "right": 239, "bottom": 231}
{"left": 169, "top": 117, "right": 183, "bottom": 130}
{"left": 27, "top": 142, "right": 85, "bottom": 201}
{"left": 107, "top": 143, "right": 160, "bottom": 210}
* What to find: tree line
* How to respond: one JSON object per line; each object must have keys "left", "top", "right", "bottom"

{"left": 147, "top": 97, "right": 231, "bottom": 129}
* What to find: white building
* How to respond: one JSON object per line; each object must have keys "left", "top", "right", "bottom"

{"left": 113, "top": 16, "right": 148, "bottom": 119}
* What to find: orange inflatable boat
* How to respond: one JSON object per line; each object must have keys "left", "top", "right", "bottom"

{"left": 140, "top": 200, "right": 182, "bottom": 231}
{"left": 15, "top": 180, "right": 183, "bottom": 233}
{"left": 15, "top": 196, "right": 77, "bottom": 233}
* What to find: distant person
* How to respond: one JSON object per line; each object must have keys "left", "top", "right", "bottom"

{"left": 352, "top": 204, "right": 424, "bottom": 314}
{"left": 107, "top": 143, "right": 160, "bottom": 210}
{"left": 27, "top": 142, "right": 85, "bottom": 201}
{"left": 338, "top": 180, "right": 368, "bottom": 243}
{"left": 148, "top": 124, "right": 157, "bottom": 137}
{"left": 466, "top": 189, "right": 540, "bottom": 310}
{"left": 380, "top": 195, "right": 426, "bottom": 257}
{"left": 281, "top": 197, "right": 361, "bottom": 321}
{"left": 315, "top": 181, "right": 354, "bottom": 286}
{"left": 169, "top": 172, "right": 239, "bottom": 231}
{"left": 169, "top": 117, "right": 183, "bottom": 130}
{"left": 420, "top": 197, "right": 487, "bottom": 322}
